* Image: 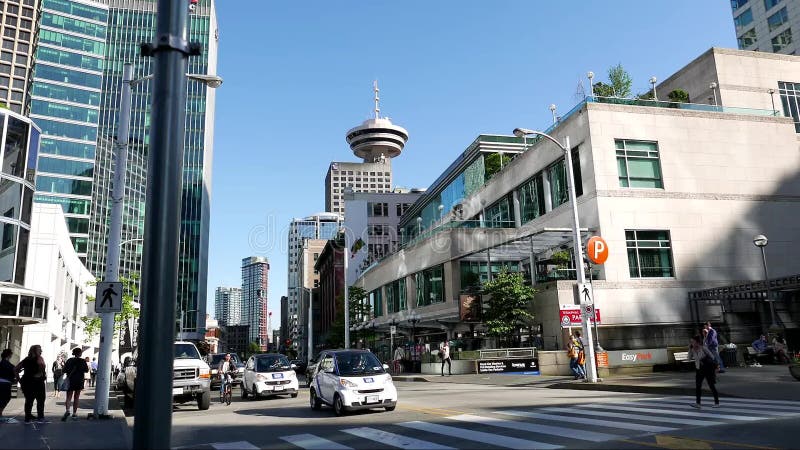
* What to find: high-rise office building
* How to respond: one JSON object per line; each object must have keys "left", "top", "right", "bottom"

{"left": 0, "top": 0, "right": 41, "bottom": 115}
{"left": 214, "top": 286, "right": 242, "bottom": 326}
{"left": 732, "top": 0, "right": 798, "bottom": 54}
{"left": 30, "top": 0, "right": 108, "bottom": 262}
{"left": 286, "top": 213, "right": 340, "bottom": 341}
{"left": 86, "top": 0, "right": 219, "bottom": 341}
{"left": 241, "top": 256, "right": 269, "bottom": 349}
{"left": 324, "top": 82, "right": 408, "bottom": 219}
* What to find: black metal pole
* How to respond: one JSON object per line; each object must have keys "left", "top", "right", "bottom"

{"left": 133, "top": 1, "right": 189, "bottom": 448}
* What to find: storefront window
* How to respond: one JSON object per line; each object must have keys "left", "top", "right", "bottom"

{"left": 415, "top": 265, "right": 444, "bottom": 307}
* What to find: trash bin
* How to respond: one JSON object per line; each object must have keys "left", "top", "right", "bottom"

{"left": 721, "top": 348, "right": 737, "bottom": 367}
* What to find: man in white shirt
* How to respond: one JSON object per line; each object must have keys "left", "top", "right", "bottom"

{"left": 440, "top": 341, "right": 452, "bottom": 376}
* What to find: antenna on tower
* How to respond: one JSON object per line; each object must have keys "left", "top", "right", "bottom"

{"left": 373, "top": 80, "right": 380, "bottom": 119}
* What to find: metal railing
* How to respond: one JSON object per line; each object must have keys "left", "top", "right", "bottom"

{"left": 478, "top": 347, "right": 536, "bottom": 360}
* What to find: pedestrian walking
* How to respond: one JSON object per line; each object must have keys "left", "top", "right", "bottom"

{"left": 15, "top": 345, "right": 47, "bottom": 424}
{"left": 392, "top": 345, "right": 404, "bottom": 374}
{"left": 688, "top": 335, "right": 720, "bottom": 409}
{"left": 83, "top": 357, "right": 91, "bottom": 388}
{"left": 0, "top": 349, "right": 17, "bottom": 423}
{"left": 568, "top": 330, "right": 586, "bottom": 380}
{"left": 90, "top": 358, "right": 98, "bottom": 387}
{"left": 51, "top": 356, "right": 64, "bottom": 398}
{"left": 62, "top": 348, "right": 89, "bottom": 421}
{"left": 440, "top": 341, "right": 452, "bottom": 376}
{"left": 703, "top": 321, "right": 726, "bottom": 373}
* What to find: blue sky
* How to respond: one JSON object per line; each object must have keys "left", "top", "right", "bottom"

{"left": 208, "top": 1, "right": 737, "bottom": 325}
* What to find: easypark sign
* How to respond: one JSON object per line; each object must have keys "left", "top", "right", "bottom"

{"left": 605, "top": 349, "right": 669, "bottom": 367}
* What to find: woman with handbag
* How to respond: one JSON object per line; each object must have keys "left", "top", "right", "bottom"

{"left": 688, "top": 335, "right": 720, "bottom": 409}
{"left": 567, "top": 330, "right": 586, "bottom": 380}
{"left": 62, "top": 348, "right": 89, "bottom": 421}
{"left": 15, "top": 345, "right": 47, "bottom": 423}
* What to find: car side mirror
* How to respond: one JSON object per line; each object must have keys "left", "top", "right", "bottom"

{"left": 324, "top": 367, "right": 334, "bottom": 374}
{"left": 291, "top": 363, "right": 297, "bottom": 369}
{"left": 382, "top": 364, "right": 389, "bottom": 370}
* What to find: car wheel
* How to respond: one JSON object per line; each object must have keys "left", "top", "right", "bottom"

{"left": 197, "top": 391, "right": 210, "bottom": 410}
{"left": 241, "top": 384, "right": 248, "bottom": 400}
{"left": 333, "top": 394, "right": 346, "bottom": 417}
{"left": 309, "top": 388, "right": 321, "bottom": 410}
{"left": 251, "top": 385, "right": 259, "bottom": 400}
{"left": 291, "top": 393, "right": 298, "bottom": 398}
{"left": 385, "top": 405, "right": 396, "bottom": 412}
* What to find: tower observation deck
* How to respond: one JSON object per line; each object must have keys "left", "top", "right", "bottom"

{"left": 346, "top": 81, "right": 409, "bottom": 162}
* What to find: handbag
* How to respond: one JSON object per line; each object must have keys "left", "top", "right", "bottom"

{"left": 58, "top": 374, "right": 69, "bottom": 391}
{"left": 577, "top": 350, "right": 586, "bottom": 366}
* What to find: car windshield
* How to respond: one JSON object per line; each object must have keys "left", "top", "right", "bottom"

{"left": 255, "top": 355, "right": 291, "bottom": 372}
{"left": 335, "top": 352, "right": 384, "bottom": 376}
{"left": 174, "top": 343, "right": 200, "bottom": 360}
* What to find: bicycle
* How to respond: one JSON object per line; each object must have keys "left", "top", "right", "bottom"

{"left": 221, "top": 373, "right": 234, "bottom": 406}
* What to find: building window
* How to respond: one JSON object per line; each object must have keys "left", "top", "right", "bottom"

{"left": 731, "top": 0, "right": 749, "bottom": 10}
{"left": 767, "top": 7, "right": 789, "bottom": 32}
{"left": 371, "top": 289, "right": 383, "bottom": 317}
{"left": 738, "top": 28, "right": 757, "bottom": 48}
{"left": 367, "top": 202, "right": 388, "bottom": 217}
{"left": 485, "top": 195, "right": 513, "bottom": 228}
{"left": 415, "top": 265, "right": 444, "bottom": 307}
{"left": 519, "top": 174, "right": 545, "bottom": 223}
{"left": 772, "top": 28, "right": 793, "bottom": 52}
{"left": 764, "top": 0, "right": 781, "bottom": 10}
{"left": 547, "top": 160, "right": 568, "bottom": 208}
{"left": 778, "top": 81, "right": 800, "bottom": 132}
{"left": 615, "top": 139, "right": 663, "bottom": 188}
{"left": 734, "top": 8, "right": 753, "bottom": 31}
{"left": 626, "top": 230, "right": 674, "bottom": 278}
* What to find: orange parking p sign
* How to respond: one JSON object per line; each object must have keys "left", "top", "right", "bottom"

{"left": 586, "top": 236, "right": 609, "bottom": 265}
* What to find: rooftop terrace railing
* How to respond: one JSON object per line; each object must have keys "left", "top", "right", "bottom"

{"left": 588, "top": 96, "right": 782, "bottom": 117}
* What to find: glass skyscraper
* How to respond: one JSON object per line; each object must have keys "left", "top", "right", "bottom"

{"left": 30, "top": 0, "right": 108, "bottom": 262}
{"left": 241, "top": 257, "right": 269, "bottom": 349}
{"left": 86, "top": 0, "right": 218, "bottom": 341}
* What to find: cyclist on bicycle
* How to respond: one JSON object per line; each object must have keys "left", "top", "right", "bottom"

{"left": 217, "top": 353, "right": 234, "bottom": 402}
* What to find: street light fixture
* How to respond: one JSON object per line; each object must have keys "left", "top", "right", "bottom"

{"left": 549, "top": 104, "right": 557, "bottom": 124}
{"left": 753, "top": 234, "right": 779, "bottom": 331}
{"left": 768, "top": 88, "right": 777, "bottom": 115}
{"left": 587, "top": 71, "right": 595, "bottom": 97}
{"left": 649, "top": 76, "right": 658, "bottom": 101}
{"left": 709, "top": 82, "right": 719, "bottom": 107}
{"left": 512, "top": 127, "right": 598, "bottom": 383}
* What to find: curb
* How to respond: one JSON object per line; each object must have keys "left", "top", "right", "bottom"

{"left": 393, "top": 376, "right": 430, "bottom": 382}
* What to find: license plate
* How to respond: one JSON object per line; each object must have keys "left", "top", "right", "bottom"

{"left": 366, "top": 395, "right": 379, "bottom": 404}
{"left": 271, "top": 373, "right": 284, "bottom": 379}
{"left": 273, "top": 385, "right": 284, "bottom": 391}
{"left": 172, "top": 387, "right": 183, "bottom": 396}
{"left": 363, "top": 377, "right": 374, "bottom": 383}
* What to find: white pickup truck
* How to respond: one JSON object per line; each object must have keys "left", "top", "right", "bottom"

{"left": 122, "top": 341, "right": 211, "bottom": 410}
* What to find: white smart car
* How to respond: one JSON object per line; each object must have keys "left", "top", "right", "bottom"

{"left": 309, "top": 349, "right": 397, "bottom": 416}
{"left": 241, "top": 353, "right": 299, "bottom": 399}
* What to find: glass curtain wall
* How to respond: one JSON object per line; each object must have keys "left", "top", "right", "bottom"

{"left": 415, "top": 265, "right": 444, "bottom": 307}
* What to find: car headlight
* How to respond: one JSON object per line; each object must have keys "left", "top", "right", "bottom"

{"left": 385, "top": 374, "right": 392, "bottom": 382}
{"left": 256, "top": 374, "right": 267, "bottom": 382}
{"left": 199, "top": 368, "right": 210, "bottom": 379}
{"left": 211, "top": 369, "right": 218, "bottom": 375}
{"left": 339, "top": 378, "right": 358, "bottom": 389}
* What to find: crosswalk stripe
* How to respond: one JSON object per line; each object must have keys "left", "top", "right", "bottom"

{"left": 398, "top": 420, "right": 562, "bottom": 450}
{"left": 280, "top": 434, "right": 353, "bottom": 450}
{"left": 210, "top": 442, "right": 260, "bottom": 450}
{"left": 543, "top": 406, "right": 724, "bottom": 426}
{"left": 646, "top": 398, "right": 800, "bottom": 415}
{"left": 583, "top": 402, "right": 763, "bottom": 421}
{"left": 628, "top": 400, "right": 787, "bottom": 418}
{"left": 675, "top": 396, "right": 800, "bottom": 407}
{"left": 496, "top": 409, "right": 677, "bottom": 433}
{"left": 448, "top": 413, "right": 620, "bottom": 442}
{"left": 342, "top": 427, "right": 455, "bottom": 450}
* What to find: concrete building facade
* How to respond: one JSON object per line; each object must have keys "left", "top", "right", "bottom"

{"left": 354, "top": 48, "right": 800, "bottom": 351}
{"left": 0, "top": 0, "right": 41, "bottom": 115}
{"left": 214, "top": 286, "right": 241, "bottom": 326}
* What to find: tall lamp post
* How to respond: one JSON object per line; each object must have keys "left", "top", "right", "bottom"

{"left": 513, "top": 128, "right": 598, "bottom": 383}
{"left": 131, "top": 30, "right": 222, "bottom": 446}
{"left": 753, "top": 235, "right": 779, "bottom": 331}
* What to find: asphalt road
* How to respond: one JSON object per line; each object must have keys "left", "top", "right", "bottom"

{"left": 135, "top": 380, "right": 800, "bottom": 449}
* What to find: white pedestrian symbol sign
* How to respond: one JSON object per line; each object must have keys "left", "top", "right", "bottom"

{"left": 95, "top": 281, "right": 122, "bottom": 313}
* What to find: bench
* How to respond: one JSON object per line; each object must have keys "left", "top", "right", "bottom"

{"left": 743, "top": 346, "right": 772, "bottom": 366}
{"left": 673, "top": 351, "right": 694, "bottom": 371}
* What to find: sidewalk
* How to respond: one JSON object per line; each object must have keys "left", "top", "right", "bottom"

{"left": 395, "top": 365, "right": 800, "bottom": 400}
{"left": 0, "top": 386, "right": 131, "bottom": 449}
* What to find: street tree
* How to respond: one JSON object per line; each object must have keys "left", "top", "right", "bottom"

{"left": 482, "top": 270, "right": 537, "bottom": 348}
{"left": 325, "top": 286, "right": 371, "bottom": 348}
{"left": 81, "top": 273, "right": 141, "bottom": 342}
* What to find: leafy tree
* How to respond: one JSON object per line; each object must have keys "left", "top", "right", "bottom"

{"left": 592, "top": 81, "right": 614, "bottom": 97}
{"left": 637, "top": 90, "right": 655, "bottom": 101}
{"left": 482, "top": 270, "right": 536, "bottom": 347}
{"left": 608, "top": 63, "right": 632, "bottom": 98}
{"left": 667, "top": 89, "right": 690, "bottom": 103}
{"left": 196, "top": 340, "right": 210, "bottom": 356}
{"left": 325, "top": 286, "right": 371, "bottom": 348}
{"left": 81, "top": 274, "right": 141, "bottom": 342}
{"left": 484, "top": 153, "right": 513, "bottom": 179}
{"left": 247, "top": 341, "right": 261, "bottom": 358}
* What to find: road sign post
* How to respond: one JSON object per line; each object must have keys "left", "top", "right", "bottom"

{"left": 585, "top": 235, "right": 608, "bottom": 353}
{"left": 95, "top": 282, "right": 123, "bottom": 313}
